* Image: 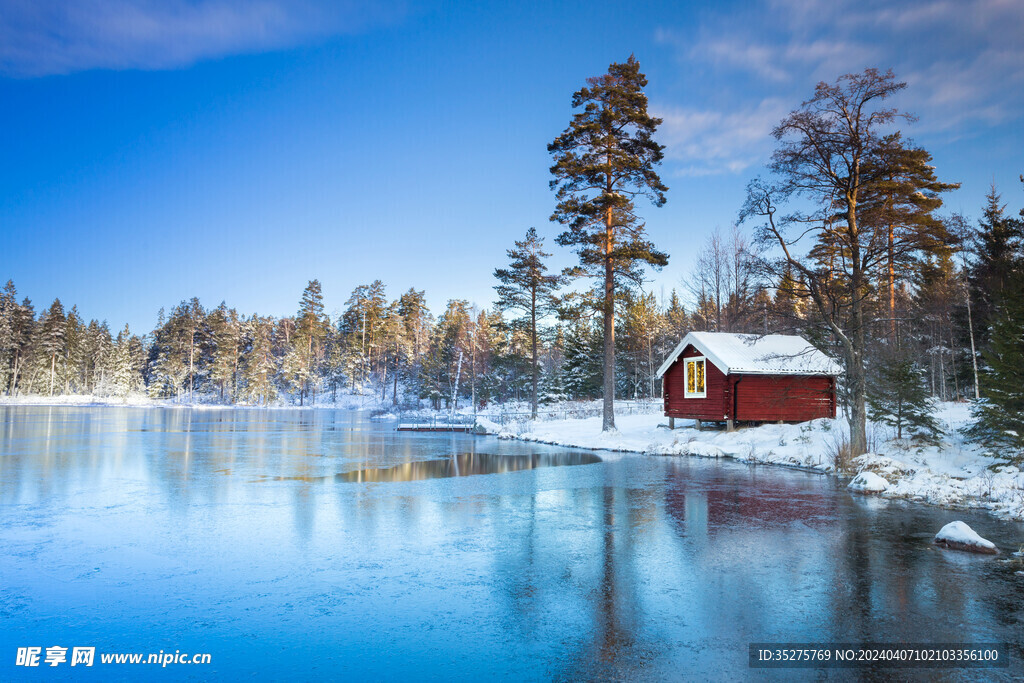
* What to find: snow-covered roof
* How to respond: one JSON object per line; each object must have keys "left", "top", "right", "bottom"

{"left": 655, "top": 331, "right": 843, "bottom": 378}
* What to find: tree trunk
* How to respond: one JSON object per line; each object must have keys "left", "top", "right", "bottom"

{"left": 939, "top": 334, "right": 947, "bottom": 401}
{"left": 648, "top": 336, "right": 654, "bottom": 398}
{"left": 963, "top": 269, "right": 981, "bottom": 399}
{"left": 897, "top": 400, "right": 903, "bottom": 440}
{"left": 530, "top": 286, "right": 538, "bottom": 419}
{"left": 188, "top": 330, "right": 195, "bottom": 403}
{"left": 469, "top": 327, "right": 476, "bottom": 412}
{"left": 888, "top": 221, "right": 897, "bottom": 340}
{"left": 847, "top": 200, "right": 868, "bottom": 456}
{"left": 307, "top": 334, "right": 313, "bottom": 405}
{"left": 948, "top": 321, "right": 960, "bottom": 399}
{"left": 450, "top": 350, "right": 463, "bottom": 415}
{"left": 11, "top": 349, "right": 23, "bottom": 396}
{"left": 602, "top": 207, "right": 616, "bottom": 432}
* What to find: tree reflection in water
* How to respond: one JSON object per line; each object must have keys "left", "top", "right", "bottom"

{"left": 335, "top": 452, "right": 601, "bottom": 483}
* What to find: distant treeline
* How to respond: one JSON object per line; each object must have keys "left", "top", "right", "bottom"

{"left": 1, "top": 176, "right": 1021, "bottom": 426}
{"left": 0, "top": 276, "right": 690, "bottom": 409}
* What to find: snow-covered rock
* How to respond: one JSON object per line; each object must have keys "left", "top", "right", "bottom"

{"left": 851, "top": 453, "right": 916, "bottom": 479}
{"left": 934, "top": 521, "right": 998, "bottom": 555}
{"left": 474, "top": 417, "right": 501, "bottom": 435}
{"left": 848, "top": 471, "right": 888, "bottom": 493}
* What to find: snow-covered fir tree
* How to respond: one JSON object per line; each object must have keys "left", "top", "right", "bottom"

{"left": 867, "top": 353, "right": 942, "bottom": 442}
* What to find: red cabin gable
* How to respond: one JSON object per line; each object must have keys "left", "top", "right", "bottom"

{"left": 657, "top": 332, "right": 841, "bottom": 426}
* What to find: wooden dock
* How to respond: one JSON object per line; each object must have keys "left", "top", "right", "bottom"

{"left": 396, "top": 421, "right": 476, "bottom": 432}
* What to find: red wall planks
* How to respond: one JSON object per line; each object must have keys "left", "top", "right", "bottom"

{"left": 663, "top": 345, "right": 836, "bottom": 423}
{"left": 733, "top": 374, "right": 835, "bottom": 422}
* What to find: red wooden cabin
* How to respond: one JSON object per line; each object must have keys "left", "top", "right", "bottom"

{"left": 656, "top": 332, "right": 841, "bottom": 429}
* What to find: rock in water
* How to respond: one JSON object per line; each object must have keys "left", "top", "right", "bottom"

{"left": 934, "top": 521, "right": 998, "bottom": 555}
{"left": 847, "top": 471, "right": 888, "bottom": 493}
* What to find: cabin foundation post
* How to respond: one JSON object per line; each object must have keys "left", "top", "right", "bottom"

{"left": 726, "top": 418, "right": 735, "bottom": 432}
{"left": 668, "top": 416, "right": 675, "bottom": 430}
{"left": 695, "top": 419, "right": 702, "bottom": 431}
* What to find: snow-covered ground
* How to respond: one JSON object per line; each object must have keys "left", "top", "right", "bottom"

{"left": 480, "top": 402, "right": 1024, "bottom": 521}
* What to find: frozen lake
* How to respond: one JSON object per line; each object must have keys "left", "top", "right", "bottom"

{"left": 2, "top": 406, "right": 1023, "bottom": 679}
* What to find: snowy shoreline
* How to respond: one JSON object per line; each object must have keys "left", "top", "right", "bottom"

{"left": 480, "top": 402, "right": 1024, "bottom": 522}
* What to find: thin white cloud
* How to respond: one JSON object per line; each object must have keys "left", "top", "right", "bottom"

{"left": 903, "top": 48, "right": 1024, "bottom": 134}
{"left": 655, "top": 0, "right": 1024, "bottom": 173}
{"left": 0, "top": 0, "right": 407, "bottom": 77}
{"left": 692, "top": 37, "right": 873, "bottom": 84}
{"left": 695, "top": 41, "right": 790, "bottom": 83}
{"left": 654, "top": 99, "right": 789, "bottom": 176}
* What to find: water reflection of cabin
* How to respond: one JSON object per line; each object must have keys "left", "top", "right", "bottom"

{"left": 656, "top": 332, "right": 842, "bottom": 430}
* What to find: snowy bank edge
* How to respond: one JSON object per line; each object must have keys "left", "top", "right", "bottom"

{"left": 480, "top": 410, "right": 1024, "bottom": 521}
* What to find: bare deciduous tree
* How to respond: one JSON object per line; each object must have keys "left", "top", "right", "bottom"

{"left": 741, "top": 68, "right": 916, "bottom": 457}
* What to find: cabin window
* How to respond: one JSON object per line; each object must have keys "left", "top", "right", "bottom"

{"left": 684, "top": 356, "right": 706, "bottom": 398}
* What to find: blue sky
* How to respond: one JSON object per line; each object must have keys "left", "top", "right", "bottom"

{"left": 2, "top": 0, "right": 1022, "bottom": 332}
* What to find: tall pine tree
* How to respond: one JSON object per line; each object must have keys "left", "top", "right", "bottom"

{"left": 969, "top": 271, "right": 1024, "bottom": 460}
{"left": 241, "top": 315, "right": 278, "bottom": 405}
{"left": 289, "top": 280, "right": 328, "bottom": 405}
{"left": 562, "top": 318, "right": 603, "bottom": 400}
{"left": 867, "top": 353, "right": 942, "bottom": 442}
{"left": 493, "top": 227, "right": 563, "bottom": 418}
{"left": 208, "top": 303, "right": 242, "bottom": 402}
{"left": 549, "top": 55, "right": 669, "bottom": 430}
{"left": 968, "top": 186, "right": 1023, "bottom": 350}
{"left": 0, "top": 281, "right": 18, "bottom": 393}
{"left": 859, "top": 134, "right": 959, "bottom": 339}
{"left": 39, "top": 299, "right": 66, "bottom": 396}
